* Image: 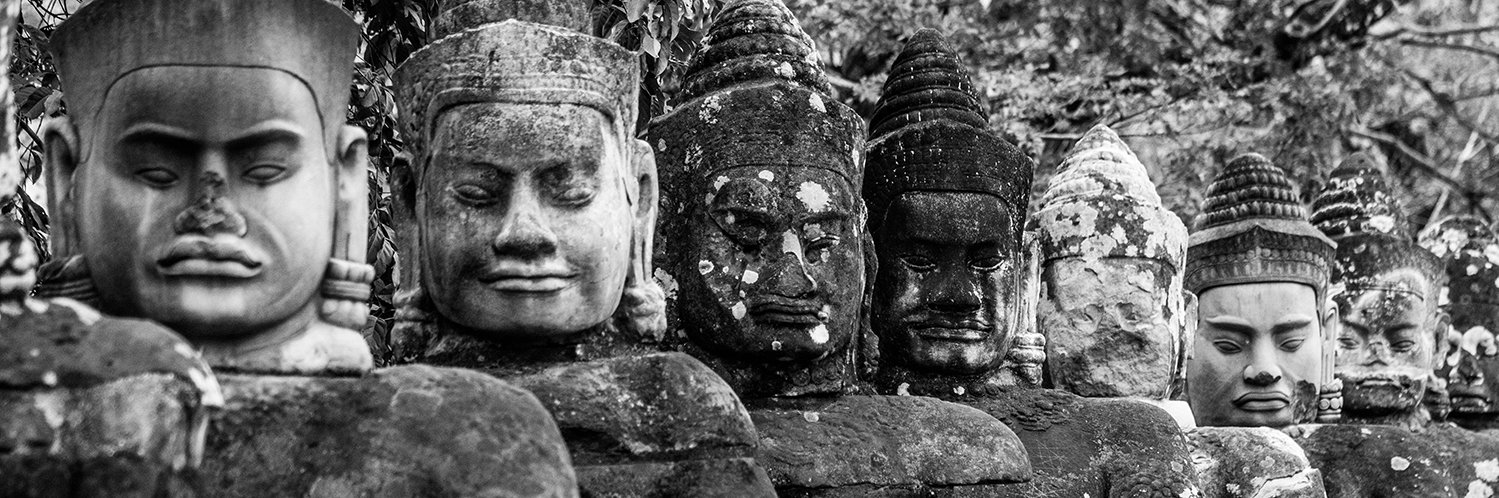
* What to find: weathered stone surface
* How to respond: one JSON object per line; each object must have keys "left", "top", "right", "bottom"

{"left": 575, "top": 457, "right": 773, "bottom": 498}
{"left": 432, "top": 0, "right": 591, "bottom": 38}
{"left": 1189, "top": 427, "right": 1326, "bottom": 498}
{"left": 749, "top": 395, "right": 1030, "bottom": 491}
{"left": 0, "top": 375, "right": 207, "bottom": 498}
{"left": 1033, "top": 124, "right": 1189, "bottom": 399}
{"left": 1185, "top": 153, "right": 1340, "bottom": 427}
{"left": 651, "top": 0, "right": 868, "bottom": 398}
{"left": 202, "top": 366, "right": 577, "bottom": 497}
{"left": 1419, "top": 216, "right": 1499, "bottom": 430}
{"left": 1291, "top": 423, "right": 1480, "bottom": 497}
{"left": 962, "top": 389, "right": 1200, "bottom": 497}
{"left": 42, "top": 0, "right": 375, "bottom": 374}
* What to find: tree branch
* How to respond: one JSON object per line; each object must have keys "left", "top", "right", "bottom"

{"left": 1398, "top": 38, "right": 1499, "bottom": 62}
{"left": 1347, "top": 125, "right": 1479, "bottom": 198}
{"left": 1375, "top": 24, "right": 1499, "bottom": 40}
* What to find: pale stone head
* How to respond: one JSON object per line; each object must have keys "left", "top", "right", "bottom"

{"left": 1184, "top": 154, "right": 1337, "bottom": 427}
{"left": 1033, "top": 124, "right": 1188, "bottom": 398}
{"left": 43, "top": 0, "right": 371, "bottom": 372}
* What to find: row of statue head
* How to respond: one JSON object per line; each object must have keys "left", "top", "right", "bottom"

{"left": 33, "top": 0, "right": 1498, "bottom": 435}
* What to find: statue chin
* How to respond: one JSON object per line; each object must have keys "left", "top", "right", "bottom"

{"left": 1338, "top": 372, "right": 1424, "bottom": 414}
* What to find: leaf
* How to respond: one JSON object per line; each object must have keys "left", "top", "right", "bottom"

{"left": 641, "top": 33, "right": 662, "bottom": 58}
{"left": 626, "top": 0, "right": 647, "bottom": 22}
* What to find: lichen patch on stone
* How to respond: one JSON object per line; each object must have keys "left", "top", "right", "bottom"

{"left": 797, "top": 181, "right": 831, "bottom": 213}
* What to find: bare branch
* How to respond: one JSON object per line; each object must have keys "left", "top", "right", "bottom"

{"left": 1375, "top": 24, "right": 1499, "bottom": 40}
{"left": 1375, "top": 54, "right": 1499, "bottom": 147}
{"left": 1398, "top": 38, "right": 1499, "bottom": 61}
{"left": 1346, "top": 125, "right": 1479, "bottom": 199}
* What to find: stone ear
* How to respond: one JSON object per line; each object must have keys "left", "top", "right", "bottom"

{"left": 1179, "top": 289, "right": 1198, "bottom": 366}
{"left": 1433, "top": 311, "right": 1453, "bottom": 370}
{"left": 614, "top": 138, "right": 666, "bottom": 341}
{"left": 40, "top": 116, "right": 80, "bottom": 256}
{"left": 320, "top": 124, "right": 373, "bottom": 330}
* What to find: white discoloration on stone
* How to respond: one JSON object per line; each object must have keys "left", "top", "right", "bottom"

{"left": 954, "top": 386, "right": 966, "bottom": 395}
{"left": 742, "top": 270, "right": 759, "bottom": 284}
{"left": 808, "top": 92, "right": 826, "bottom": 113}
{"left": 1469, "top": 264, "right": 1481, "bottom": 276}
{"left": 802, "top": 411, "right": 820, "bottom": 423}
{"left": 781, "top": 231, "right": 805, "bottom": 262}
{"left": 1487, "top": 244, "right": 1499, "bottom": 265}
{"left": 1476, "top": 459, "right": 1499, "bottom": 482}
{"left": 810, "top": 324, "right": 829, "bottom": 344}
{"left": 797, "top": 181, "right": 831, "bottom": 213}
{"left": 714, "top": 175, "right": 730, "bottom": 191}
{"left": 654, "top": 268, "right": 678, "bottom": 300}
{"left": 1369, "top": 215, "right": 1397, "bottom": 233}
{"left": 41, "top": 371, "right": 56, "bottom": 386}
{"left": 732, "top": 301, "right": 747, "bottom": 319}
{"left": 699, "top": 94, "right": 723, "bottom": 123}
{"left": 698, "top": 260, "right": 714, "bottom": 275}
{"left": 1391, "top": 456, "right": 1411, "bottom": 471}
{"left": 896, "top": 382, "right": 911, "bottom": 396}
{"left": 759, "top": 170, "right": 775, "bottom": 182}
{"left": 1468, "top": 481, "right": 1495, "bottom": 498}
{"left": 771, "top": 340, "right": 782, "bottom": 351}
{"left": 776, "top": 61, "right": 796, "bottom": 79}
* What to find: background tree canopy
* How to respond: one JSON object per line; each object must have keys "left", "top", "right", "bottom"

{"left": 5, "top": 0, "right": 1495, "bottom": 364}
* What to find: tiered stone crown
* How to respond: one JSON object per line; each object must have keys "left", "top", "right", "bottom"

{"left": 1419, "top": 216, "right": 1499, "bottom": 309}
{"left": 676, "top": 0, "right": 832, "bottom": 103}
{"left": 863, "top": 28, "right": 1031, "bottom": 238}
{"left": 1311, "top": 152, "right": 1409, "bottom": 240}
{"left": 1186, "top": 153, "right": 1334, "bottom": 296}
{"left": 1033, "top": 124, "right": 1186, "bottom": 265}
{"left": 1312, "top": 153, "right": 1441, "bottom": 295}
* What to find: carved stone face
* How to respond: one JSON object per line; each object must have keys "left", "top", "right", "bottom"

{"left": 677, "top": 166, "right": 861, "bottom": 362}
{"left": 1040, "top": 256, "right": 1179, "bottom": 397}
{"left": 1188, "top": 282, "right": 1325, "bottom": 427}
{"left": 75, "top": 67, "right": 333, "bottom": 338}
{"left": 872, "top": 191, "right": 1017, "bottom": 374}
{"left": 1334, "top": 270, "right": 1443, "bottom": 415}
{"left": 1449, "top": 326, "right": 1499, "bottom": 417}
{"left": 420, "top": 103, "right": 634, "bottom": 339}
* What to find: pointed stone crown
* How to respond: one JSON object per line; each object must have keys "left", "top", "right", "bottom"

{"left": 650, "top": 0, "right": 862, "bottom": 189}
{"left": 1312, "top": 153, "right": 1441, "bottom": 297}
{"left": 1185, "top": 153, "right": 1335, "bottom": 297}
{"left": 1419, "top": 216, "right": 1499, "bottom": 315}
{"left": 432, "top": 0, "right": 591, "bottom": 39}
{"left": 1311, "top": 152, "right": 1409, "bottom": 240}
{"left": 675, "top": 0, "right": 832, "bottom": 103}
{"left": 868, "top": 29, "right": 986, "bottom": 140}
{"left": 863, "top": 28, "right": 1031, "bottom": 242}
{"left": 1033, "top": 124, "right": 1186, "bottom": 266}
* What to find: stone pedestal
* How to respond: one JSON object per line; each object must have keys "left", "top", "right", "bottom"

{"left": 489, "top": 352, "right": 776, "bottom": 497}
{"left": 1294, "top": 423, "right": 1499, "bottom": 498}
{"left": 750, "top": 395, "right": 1031, "bottom": 496}
{"left": 201, "top": 366, "right": 576, "bottom": 497}
{"left": 1190, "top": 427, "right": 1326, "bottom": 497}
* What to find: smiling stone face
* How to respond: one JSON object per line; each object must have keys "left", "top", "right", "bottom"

{"left": 420, "top": 103, "right": 635, "bottom": 340}
{"left": 679, "top": 166, "right": 861, "bottom": 363}
{"left": 1333, "top": 269, "right": 1443, "bottom": 418}
{"left": 1188, "top": 282, "right": 1325, "bottom": 427}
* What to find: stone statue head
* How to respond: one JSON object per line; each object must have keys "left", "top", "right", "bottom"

{"left": 650, "top": 0, "right": 868, "bottom": 397}
{"left": 1419, "top": 216, "right": 1499, "bottom": 425}
{"left": 1184, "top": 153, "right": 1338, "bottom": 427}
{"left": 41, "top": 0, "right": 374, "bottom": 374}
{"left": 1311, "top": 153, "right": 1447, "bottom": 427}
{"left": 393, "top": 19, "right": 662, "bottom": 349}
{"left": 1032, "top": 124, "right": 1189, "bottom": 399}
{"left": 860, "top": 29, "right": 1036, "bottom": 392}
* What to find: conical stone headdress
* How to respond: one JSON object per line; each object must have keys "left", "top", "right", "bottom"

{"left": 1418, "top": 216, "right": 1499, "bottom": 330}
{"left": 1185, "top": 153, "right": 1335, "bottom": 297}
{"left": 1311, "top": 153, "right": 1442, "bottom": 295}
{"left": 650, "top": 0, "right": 862, "bottom": 195}
{"left": 863, "top": 29, "right": 1032, "bottom": 240}
{"left": 1033, "top": 124, "right": 1186, "bottom": 265}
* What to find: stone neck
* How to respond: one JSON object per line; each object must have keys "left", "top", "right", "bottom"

{"left": 1342, "top": 406, "right": 1431, "bottom": 431}
{"left": 421, "top": 317, "right": 656, "bottom": 375}
{"left": 869, "top": 362, "right": 1011, "bottom": 399}
{"left": 681, "top": 341, "right": 857, "bottom": 399}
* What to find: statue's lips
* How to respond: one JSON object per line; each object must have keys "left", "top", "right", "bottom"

{"left": 1340, "top": 371, "right": 1418, "bottom": 389}
{"left": 155, "top": 239, "right": 263, "bottom": 278}
{"left": 1450, "top": 385, "right": 1493, "bottom": 411}
{"left": 909, "top": 319, "right": 989, "bottom": 342}
{"left": 478, "top": 265, "right": 577, "bottom": 293}
{"left": 749, "top": 299, "right": 823, "bottom": 325}
{"left": 1234, "top": 391, "right": 1291, "bottom": 411}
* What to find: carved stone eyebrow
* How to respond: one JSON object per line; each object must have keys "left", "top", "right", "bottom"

{"left": 1204, "top": 315, "right": 1254, "bottom": 335}
{"left": 1271, "top": 314, "right": 1314, "bottom": 334}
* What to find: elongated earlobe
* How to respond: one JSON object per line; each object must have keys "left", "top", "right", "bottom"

{"left": 320, "top": 124, "right": 374, "bottom": 330}
{"left": 616, "top": 140, "right": 666, "bottom": 341}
